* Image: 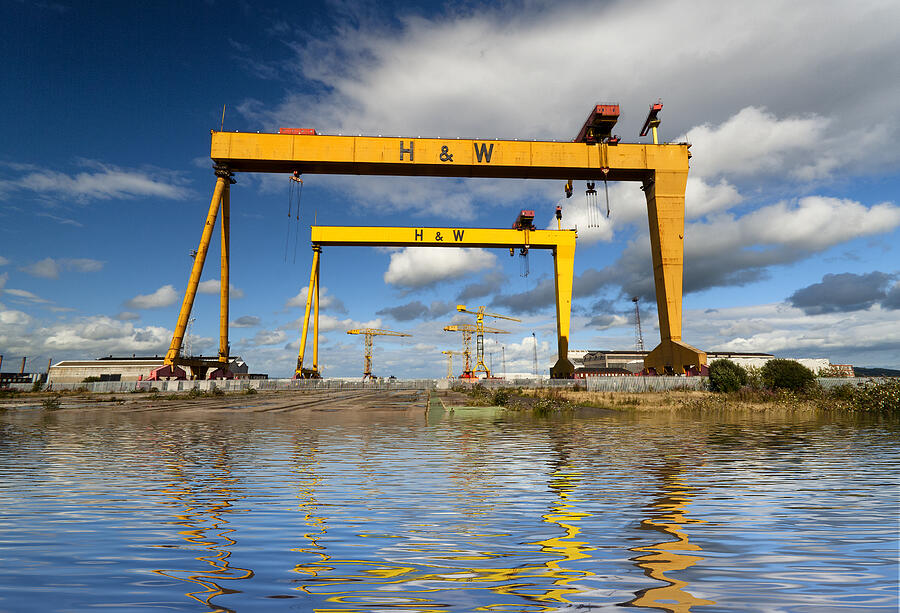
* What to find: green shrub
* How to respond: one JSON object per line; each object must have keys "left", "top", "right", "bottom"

{"left": 491, "top": 388, "right": 510, "bottom": 406}
{"left": 81, "top": 376, "right": 101, "bottom": 383}
{"left": 31, "top": 381, "right": 44, "bottom": 392}
{"left": 761, "top": 359, "right": 816, "bottom": 391}
{"left": 187, "top": 387, "right": 203, "bottom": 398}
{"left": 708, "top": 359, "right": 748, "bottom": 393}
{"left": 42, "top": 395, "right": 61, "bottom": 410}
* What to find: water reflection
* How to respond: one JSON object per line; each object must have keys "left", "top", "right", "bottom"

{"left": 625, "top": 461, "right": 715, "bottom": 612}
{"left": 153, "top": 441, "right": 252, "bottom": 611}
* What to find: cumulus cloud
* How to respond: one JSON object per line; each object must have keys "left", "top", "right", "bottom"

{"left": 575, "top": 196, "right": 900, "bottom": 302}
{"left": 788, "top": 272, "right": 896, "bottom": 315}
{"left": 114, "top": 311, "right": 141, "bottom": 321}
{"left": 376, "top": 300, "right": 455, "bottom": 321}
{"left": 124, "top": 285, "right": 178, "bottom": 309}
{"left": 0, "top": 161, "right": 191, "bottom": 202}
{"left": 197, "top": 279, "right": 245, "bottom": 299}
{"left": 20, "top": 257, "right": 104, "bottom": 279}
{"left": 883, "top": 282, "right": 900, "bottom": 311}
{"left": 687, "top": 302, "right": 900, "bottom": 366}
{"left": 246, "top": 329, "right": 288, "bottom": 347}
{"left": 384, "top": 247, "right": 497, "bottom": 288}
{"left": 21, "top": 316, "right": 173, "bottom": 355}
{"left": 284, "top": 285, "right": 347, "bottom": 312}
{"left": 231, "top": 315, "right": 262, "bottom": 328}
{"left": 0, "top": 256, "right": 9, "bottom": 266}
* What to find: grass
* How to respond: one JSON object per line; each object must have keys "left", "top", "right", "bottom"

{"left": 453, "top": 379, "right": 900, "bottom": 414}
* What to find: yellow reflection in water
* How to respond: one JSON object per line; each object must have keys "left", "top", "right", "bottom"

{"left": 625, "top": 463, "right": 715, "bottom": 612}
{"left": 287, "top": 446, "right": 597, "bottom": 611}
{"left": 153, "top": 442, "right": 252, "bottom": 611}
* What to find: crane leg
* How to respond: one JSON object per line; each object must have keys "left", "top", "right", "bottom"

{"left": 643, "top": 170, "right": 706, "bottom": 374}
{"left": 551, "top": 242, "right": 576, "bottom": 378}
{"left": 218, "top": 181, "right": 230, "bottom": 364}
{"left": 295, "top": 245, "right": 322, "bottom": 378}
{"left": 164, "top": 166, "right": 231, "bottom": 368}
{"left": 312, "top": 250, "right": 320, "bottom": 374}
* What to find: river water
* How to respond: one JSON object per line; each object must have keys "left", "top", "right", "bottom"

{"left": 0, "top": 402, "right": 897, "bottom": 612}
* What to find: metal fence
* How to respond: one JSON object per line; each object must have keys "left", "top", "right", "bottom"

{"left": 4, "top": 376, "right": 892, "bottom": 395}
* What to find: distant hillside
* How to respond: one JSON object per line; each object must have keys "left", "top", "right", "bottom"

{"left": 853, "top": 367, "right": 900, "bottom": 377}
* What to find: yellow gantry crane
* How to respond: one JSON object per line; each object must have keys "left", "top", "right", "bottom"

{"left": 160, "top": 103, "right": 707, "bottom": 380}
{"left": 442, "top": 323, "right": 509, "bottom": 378}
{"left": 441, "top": 350, "right": 466, "bottom": 379}
{"left": 455, "top": 305, "right": 520, "bottom": 378}
{"left": 346, "top": 328, "right": 411, "bottom": 380}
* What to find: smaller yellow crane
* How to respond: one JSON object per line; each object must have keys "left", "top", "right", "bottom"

{"left": 455, "top": 305, "right": 521, "bottom": 378}
{"left": 443, "top": 323, "right": 509, "bottom": 378}
{"left": 346, "top": 328, "right": 411, "bottom": 380}
{"left": 441, "top": 350, "right": 466, "bottom": 379}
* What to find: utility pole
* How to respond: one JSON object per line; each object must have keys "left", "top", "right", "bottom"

{"left": 632, "top": 297, "right": 644, "bottom": 351}
{"left": 502, "top": 346, "right": 506, "bottom": 379}
{"left": 532, "top": 332, "right": 538, "bottom": 376}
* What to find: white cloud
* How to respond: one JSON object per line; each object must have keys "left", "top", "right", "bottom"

{"left": 0, "top": 256, "right": 9, "bottom": 266}
{"left": 684, "top": 302, "right": 900, "bottom": 367}
{"left": 246, "top": 1, "right": 899, "bottom": 173}
{"left": 285, "top": 285, "right": 346, "bottom": 311}
{"left": 384, "top": 247, "right": 497, "bottom": 288}
{"left": 124, "top": 284, "right": 178, "bottom": 309}
{"left": 230, "top": 315, "right": 261, "bottom": 328}
{"left": 4, "top": 288, "right": 51, "bottom": 304}
{"left": 40, "top": 316, "right": 172, "bottom": 354}
{"left": 114, "top": 311, "right": 141, "bottom": 321}
{"left": 0, "top": 304, "right": 32, "bottom": 325}
{"left": 197, "top": 279, "right": 245, "bottom": 299}
{"left": 0, "top": 162, "right": 191, "bottom": 202}
{"left": 20, "top": 257, "right": 105, "bottom": 279}
{"left": 21, "top": 258, "right": 59, "bottom": 279}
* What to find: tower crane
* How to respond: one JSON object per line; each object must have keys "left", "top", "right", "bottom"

{"left": 442, "top": 324, "right": 509, "bottom": 378}
{"left": 455, "top": 305, "right": 521, "bottom": 379}
{"left": 346, "top": 328, "right": 411, "bottom": 380}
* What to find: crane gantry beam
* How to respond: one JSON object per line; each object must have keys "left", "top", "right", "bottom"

{"left": 306, "top": 225, "right": 577, "bottom": 377}
{"left": 161, "top": 114, "right": 706, "bottom": 379}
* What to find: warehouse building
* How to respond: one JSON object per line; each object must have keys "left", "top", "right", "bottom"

{"left": 48, "top": 355, "right": 251, "bottom": 385}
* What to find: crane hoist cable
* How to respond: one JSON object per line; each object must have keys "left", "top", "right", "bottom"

{"left": 285, "top": 171, "right": 304, "bottom": 263}
{"left": 586, "top": 181, "right": 598, "bottom": 227}
{"left": 601, "top": 167, "right": 611, "bottom": 218}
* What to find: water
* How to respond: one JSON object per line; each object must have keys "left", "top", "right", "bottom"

{"left": 0, "top": 402, "right": 897, "bottom": 612}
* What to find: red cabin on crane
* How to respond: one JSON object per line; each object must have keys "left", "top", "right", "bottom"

{"left": 573, "top": 104, "right": 620, "bottom": 144}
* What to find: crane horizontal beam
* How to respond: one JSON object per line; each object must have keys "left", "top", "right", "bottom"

{"left": 347, "top": 328, "right": 411, "bottom": 337}
{"left": 210, "top": 131, "right": 688, "bottom": 181}
{"left": 311, "top": 226, "right": 575, "bottom": 250}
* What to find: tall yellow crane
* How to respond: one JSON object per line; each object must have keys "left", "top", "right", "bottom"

{"left": 455, "top": 305, "right": 521, "bottom": 378}
{"left": 440, "top": 350, "right": 466, "bottom": 379}
{"left": 346, "top": 328, "right": 411, "bottom": 380}
{"left": 160, "top": 103, "right": 708, "bottom": 379}
{"left": 442, "top": 323, "right": 509, "bottom": 378}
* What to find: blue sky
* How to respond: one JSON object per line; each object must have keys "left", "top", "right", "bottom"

{"left": 2, "top": 0, "right": 899, "bottom": 378}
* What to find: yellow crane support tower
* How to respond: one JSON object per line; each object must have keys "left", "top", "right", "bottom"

{"left": 346, "top": 328, "right": 411, "bottom": 380}
{"left": 442, "top": 324, "right": 509, "bottom": 378}
{"left": 455, "top": 305, "right": 521, "bottom": 378}
{"left": 161, "top": 103, "right": 706, "bottom": 379}
{"left": 441, "top": 350, "right": 466, "bottom": 379}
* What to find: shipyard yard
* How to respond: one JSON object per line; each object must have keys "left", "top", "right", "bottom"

{"left": 4, "top": 2, "right": 900, "bottom": 611}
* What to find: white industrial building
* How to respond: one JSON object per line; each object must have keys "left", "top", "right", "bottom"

{"left": 48, "top": 356, "right": 250, "bottom": 385}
